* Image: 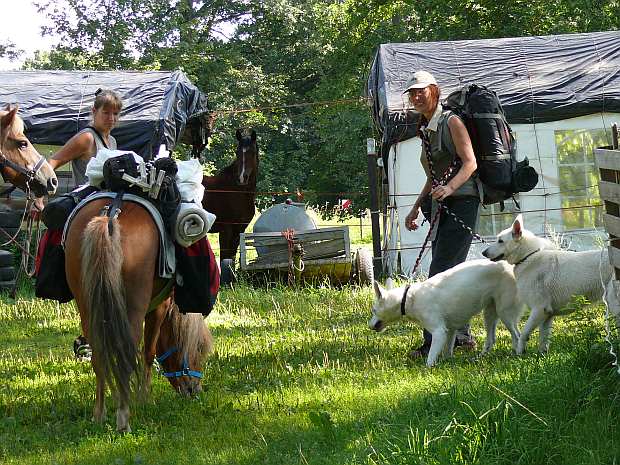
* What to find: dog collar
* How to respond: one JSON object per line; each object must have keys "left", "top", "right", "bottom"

{"left": 401, "top": 284, "right": 411, "bottom": 316}
{"left": 514, "top": 248, "right": 541, "bottom": 267}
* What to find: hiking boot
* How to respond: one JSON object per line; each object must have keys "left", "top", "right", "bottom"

{"left": 409, "top": 343, "right": 430, "bottom": 359}
{"left": 454, "top": 337, "right": 477, "bottom": 351}
{"left": 73, "top": 336, "right": 92, "bottom": 362}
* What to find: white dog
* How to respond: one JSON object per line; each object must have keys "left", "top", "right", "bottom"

{"left": 368, "top": 259, "right": 524, "bottom": 367}
{"left": 482, "top": 214, "right": 611, "bottom": 354}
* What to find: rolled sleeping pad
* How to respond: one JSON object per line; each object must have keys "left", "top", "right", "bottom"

{"left": 173, "top": 202, "right": 216, "bottom": 247}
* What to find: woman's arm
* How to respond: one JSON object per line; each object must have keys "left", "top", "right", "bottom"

{"left": 405, "top": 177, "right": 432, "bottom": 231}
{"left": 50, "top": 132, "right": 95, "bottom": 170}
{"left": 431, "top": 115, "right": 477, "bottom": 201}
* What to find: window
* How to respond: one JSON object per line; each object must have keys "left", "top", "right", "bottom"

{"left": 554, "top": 129, "right": 608, "bottom": 230}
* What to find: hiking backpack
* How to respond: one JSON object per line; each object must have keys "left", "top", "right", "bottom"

{"left": 443, "top": 84, "right": 539, "bottom": 207}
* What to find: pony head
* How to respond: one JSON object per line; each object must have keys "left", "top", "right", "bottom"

{"left": 0, "top": 105, "right": 58, "bottom": 197}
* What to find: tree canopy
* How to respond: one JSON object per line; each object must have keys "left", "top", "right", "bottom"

{"left": 28, "top": 0, "right": 620, "bottom": 214}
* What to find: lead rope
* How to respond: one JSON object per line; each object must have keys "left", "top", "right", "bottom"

{"left": 282, "top": 228, "right": 297, "bottom": 285}
{"left": 21, "top": 208, "right": 42, "bottom": 277}
{"left": 8, "top": 187, "right": 41, "bottom": 297}
{"left": 410, "top": 130, "right": 455, "bottom": 275}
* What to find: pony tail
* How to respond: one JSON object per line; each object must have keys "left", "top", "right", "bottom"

{"left": 81, "top": 216, "right": 141, "bottom": 399}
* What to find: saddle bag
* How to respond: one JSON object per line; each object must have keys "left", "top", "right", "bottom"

{"left": 35, "top": 228, "right": 73, "bottom": 303}
{"left": 41, "top": 185, "right": 98, "bottom": 230}
{"left": 102, "top": 152, "right": 141, "bottom": 193}
{"left": 174, "top": 237, "right": 220, "bottom": 315}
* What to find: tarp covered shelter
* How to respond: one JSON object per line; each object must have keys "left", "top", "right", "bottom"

{"left": 365, "top": 30, "right": 620, "bottom": 276}
{"left": 0, "top": 70, "right": 210, "bottom": 159}
{"left": 367, "top": 30, "right": 620, "bottom": 155}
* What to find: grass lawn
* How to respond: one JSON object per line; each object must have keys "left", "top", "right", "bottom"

{"left": 1, "top": 271, "right": 619, "bottom": 465}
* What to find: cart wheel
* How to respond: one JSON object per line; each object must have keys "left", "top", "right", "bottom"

{"left": 0, "top": 211, "right": 23, "bottom": 228}
{"left": 0, "top": 227, "right": 20, "bottom": 239}
{"left": 0, "top": 266, "right": 16, "bottom": 281}
{"left": 0, "top": 279, "right": 16, "bottom": 292}
{"left": 355, "top": 248, "right": 374, "bottom": 285}
{"left": 0, "top": 250, "right": 14, "bottom": 267}
{"left": 220, "top": 258, "right": 236, "bottom": 285}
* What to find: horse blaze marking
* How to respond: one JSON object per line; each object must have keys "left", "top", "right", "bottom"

{"left": 239, "top": 147, "right": 248, "bottom": 184}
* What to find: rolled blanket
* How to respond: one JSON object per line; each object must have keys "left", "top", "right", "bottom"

{"left": 174, "top": 202, "right": 216, "bottom": 247}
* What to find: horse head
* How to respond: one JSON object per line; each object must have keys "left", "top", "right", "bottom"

{"left": 156, "top": 305, "right": 213, "bottom": 397}
{"left": 0, "top": 106, "right": 58, "bottom": 197}
{"left": 234, "top": 128, "right": 258, "bottom": 186}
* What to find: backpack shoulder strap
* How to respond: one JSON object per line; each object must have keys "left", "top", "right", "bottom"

{"left": 437, "top": 110, "right": 459, "bottom": 157}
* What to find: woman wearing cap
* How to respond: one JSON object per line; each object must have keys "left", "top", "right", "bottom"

{"left": 403, "top": 70, "right": 480, "bottom": 358}
{"left": 34, "top": 88, "right": 123, "bottom": 361}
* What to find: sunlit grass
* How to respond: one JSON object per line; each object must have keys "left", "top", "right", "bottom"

{"left": 1, "top": 279, "right": 619, "bottom": 464}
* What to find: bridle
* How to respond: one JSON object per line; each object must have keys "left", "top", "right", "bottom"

{"left": 0, "top": 152, "right": 46, "bottom": 185}
{"left": 156, "top": 346, "right": 203, "bottom": 380}
{"left": 0, "top": 144, "right": 47, "bottom": 281}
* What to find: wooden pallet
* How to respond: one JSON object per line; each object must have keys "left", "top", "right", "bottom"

{"left": 594, "top": 124, "right": 620, "bottom": 314}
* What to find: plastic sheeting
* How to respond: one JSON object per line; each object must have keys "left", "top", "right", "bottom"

{"left": 0, "top": 70, "right": 209, "bottom": 159}
{"left": 366, "top": 31, "right": 620, "bottom": 155}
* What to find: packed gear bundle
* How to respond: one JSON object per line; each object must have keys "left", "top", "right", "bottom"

{"left": 442, "top": 84, "right": 539, "bottom": 208}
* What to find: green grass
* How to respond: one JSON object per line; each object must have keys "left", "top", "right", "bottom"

{"left": 1, "top": 278, "right": 619, "bottom": 465}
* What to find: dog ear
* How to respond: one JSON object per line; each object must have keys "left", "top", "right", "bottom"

{"left": 512, "top": 214, "right": 523, "bottom": 240}
{"left": 384, "top": 277, "right": 394, "bottom": 290}
{"left": 373, "top": 280, "right": 386, "bottom": 300}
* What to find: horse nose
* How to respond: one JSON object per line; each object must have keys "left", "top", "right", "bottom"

{"left": 47, "top": 176, "right": 58, "bottom": 194}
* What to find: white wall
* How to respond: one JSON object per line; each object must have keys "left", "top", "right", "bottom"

{"left": 386, "top": 112, "right": 619, "bottom": 277}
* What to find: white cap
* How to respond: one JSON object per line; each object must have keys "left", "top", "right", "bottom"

{"left": 403, "top": 71, "right": 438, "bottom": 93}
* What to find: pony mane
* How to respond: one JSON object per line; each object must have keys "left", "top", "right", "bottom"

{"left": 168, "top": 304, "right": 213, "bottom": 364}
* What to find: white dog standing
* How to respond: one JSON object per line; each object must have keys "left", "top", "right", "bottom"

{"left": 368, "top": 259, "right": 523, "bottom": 367}
{"left": 482, "top": 214, "right": 612, "bottom": 354}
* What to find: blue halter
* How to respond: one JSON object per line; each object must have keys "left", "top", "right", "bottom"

{"left": 156, "top": 347, "right": 203, "bottom": 379}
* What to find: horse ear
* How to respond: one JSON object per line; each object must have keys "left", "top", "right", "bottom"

{"left": 1, "top": 107, "right": 17, "bottom": 129}
{"left": 236, "top": 129, "right": 242, "bottom": 141}
{"left": 250, "top": 129, "right": 257, "bottom": 141}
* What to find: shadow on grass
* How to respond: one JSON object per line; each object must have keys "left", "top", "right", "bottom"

{"left": 4, "top": 343, "right": 619, "bottom": 465}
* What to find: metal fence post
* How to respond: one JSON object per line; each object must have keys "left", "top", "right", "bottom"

{"left": 367, "top": 138, "right": 382, "bottom": 278}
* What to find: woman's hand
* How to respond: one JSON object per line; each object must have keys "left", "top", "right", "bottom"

{"left": 431, "top": 184, "right": 455, "bottom": 201}
{"left": 30, "top": 197, "right": 45, "bottom": 219}
{"left": 405, "top": 207, "right": 420, "bottom": 231}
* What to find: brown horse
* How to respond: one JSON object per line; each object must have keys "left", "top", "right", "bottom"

{"left": 0, "top": 106, "right": 58, "bottom": 197}
{"left": 64, "top": 198, "right": 213, "bottom": 432}
{"left": 202, "top": 128, "right": 259, "bottom": 264}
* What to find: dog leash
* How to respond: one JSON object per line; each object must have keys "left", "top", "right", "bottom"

{"left": 409, "top": 130, "right": 484, "bottom": 277}
{"left": 401, "top": 284, "right": 411, "bottom": 316}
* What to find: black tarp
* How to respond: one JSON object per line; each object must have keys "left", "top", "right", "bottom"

{"left": 0, "top": 70, "right": 209, "bottom": 159}
{"left": 366, "top": 30, "right": 620, "bottom": 154}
